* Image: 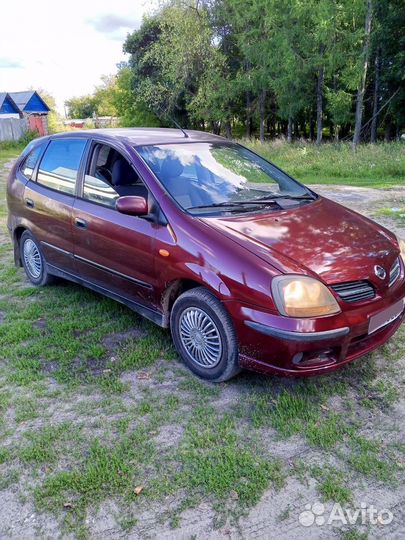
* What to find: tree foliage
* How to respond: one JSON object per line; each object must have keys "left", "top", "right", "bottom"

{"left": 65, "top": 0, "right": 404, "bottom": 142}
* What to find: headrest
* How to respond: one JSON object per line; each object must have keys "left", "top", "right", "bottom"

{"left": 160, "top": 156, "right": 184, "bottom": 179}
{"left": 111, "top": 158, "right": 138, "bottom": 186}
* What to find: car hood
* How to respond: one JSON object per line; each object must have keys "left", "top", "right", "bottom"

{"left": 200, "top": 197, "right": 398, "bottom": 286}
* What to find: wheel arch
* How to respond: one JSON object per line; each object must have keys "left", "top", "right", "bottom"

{"left": 161, "top": 278, "right": 202, "bottom": 327}
{"left": 13, "top": 225, "right": 27, "bottom": 266}
{"left": 160, "top": 271, "right": 232, "bottom": 328}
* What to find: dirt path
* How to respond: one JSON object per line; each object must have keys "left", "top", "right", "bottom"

{"left": 312, "top": 184, "right": 405, "bottom": 238}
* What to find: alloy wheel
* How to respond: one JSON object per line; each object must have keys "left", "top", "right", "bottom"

{"left": 179, "top": 307, "right": 222, "bottom": 368}
{"left": 23, "top": 238, "right": 42, "bottom": 279}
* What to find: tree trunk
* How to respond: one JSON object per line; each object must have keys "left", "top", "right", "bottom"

{"left": 259, "top": 90, "right": 266, "bottom": 143}
{"left": 353, "top": 0, "right": 373, "bottom": 149}
{"left": 245, "top": 92, "right": 253, "bottom": 138}
{"left": 267, "top": 117, "right": 273, "bottom": 138}
{"left": 316, "top": 60, "right": 325, "bottom": 146}
{"left": 224, "top": 120, "right": 232, "bottom": 139}
{"left": 309, "top": 117, "right": 315, "bottom": 141}
{"left": 334, "top": 125, "right": 340, "bottom": 142}
{"left": 384, "top": 121, "right": 393, "bottom": 141}
{"left": 370, "top": 47, "right": 381, "bottom": 143}
{"left": 211, "top": 121, "right": 220, "bottom": 135}
{"left": 287, "top": 116, "right": 293, "bottom": 143}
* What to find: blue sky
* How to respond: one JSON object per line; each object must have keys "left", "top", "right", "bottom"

{"left": 0, "top": 0, "right": 155, "bottom": 114}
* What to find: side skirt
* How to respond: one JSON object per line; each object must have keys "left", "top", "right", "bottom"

{"left": 46, "top": 263, "right": 166, "bottom": 327}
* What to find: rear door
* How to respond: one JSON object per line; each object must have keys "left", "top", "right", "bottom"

{"left": 72, "top": 142, "right": 157, "bottom": 308}
{"left": 23, "top": 138, "right": 87, "bottom": 273}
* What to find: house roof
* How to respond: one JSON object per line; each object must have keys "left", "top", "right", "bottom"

{"left": 8, "top": 91, "right": 50, "bottom": 113}
{"left": 0, "top": 92, "right": 20, "bottom": 114}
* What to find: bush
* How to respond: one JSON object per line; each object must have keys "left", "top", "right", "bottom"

{"left": 19, "top": 130, "right": 41, "bottom": 146}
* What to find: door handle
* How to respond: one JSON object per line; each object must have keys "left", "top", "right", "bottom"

{"left": 74, "top": 217, "right": 88, "bottom": 229}
{"left": 25, "top": 198, "right": 34, "bottom": 208}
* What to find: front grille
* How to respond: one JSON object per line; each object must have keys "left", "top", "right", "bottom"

{"left": 331, "top": 280, "right": 375, "bottom": 303}
{"left": 389, "top": 257, "right": 401, "bottom": 287}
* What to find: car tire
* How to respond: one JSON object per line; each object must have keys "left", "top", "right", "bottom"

{"left": 20, "top": 230, "right": 54, "bottom": 286}
{"left": 170, "top": 287, "right": 241, "bottom": 382}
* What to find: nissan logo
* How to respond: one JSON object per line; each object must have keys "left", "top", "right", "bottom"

{"left": 374, "top": 265, "right": 386, "bottom": 280}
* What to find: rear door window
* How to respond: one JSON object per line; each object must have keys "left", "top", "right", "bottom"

{"left": 37, "top": 139, "right": 87, "bottom": 195}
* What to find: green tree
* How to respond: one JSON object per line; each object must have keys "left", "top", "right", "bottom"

{"left": 63, "top": 0, "right": 405, "bottom": 139}
{"left": 124, "top": 1, "right": 221, "bottom": 128}
{"left": 65, "top": 95, "right": 98, "bottom": 119}
{"left": 113, "top": 66, "right": 160, "bottom": 127}
{"left": 37, "top": 88, "right": 64, "bottom": 133}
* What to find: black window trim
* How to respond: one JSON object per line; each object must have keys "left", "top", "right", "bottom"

{"left": 34, "top": 137, "right": 90, "bottom": 197}
{"left": 19, "top": 140, "right": 49, "bottom": 182}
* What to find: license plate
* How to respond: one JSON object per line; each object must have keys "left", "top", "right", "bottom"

{"left": 368, "top": 298, "right": 405, "bottom": 335}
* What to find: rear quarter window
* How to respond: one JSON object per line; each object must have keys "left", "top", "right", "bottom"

{"left": 20, "top": 144, "right": 46, "bottom": 180}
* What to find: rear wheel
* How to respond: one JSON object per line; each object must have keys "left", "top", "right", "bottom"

{"left": 20, "top": 230, "right": 54, "bottom": 286}
{"left": 170, "top": 287, "right": 241, "bottom": 382}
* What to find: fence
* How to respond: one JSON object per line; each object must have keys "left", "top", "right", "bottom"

{"left": 0, "top": 117, "right": 27, "bottom": 142}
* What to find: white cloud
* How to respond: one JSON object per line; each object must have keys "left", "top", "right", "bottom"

{"left": 87, "top": 14, "right": 142, "bottom": 34}
{"left": 0, "top": 57, "right": 24, "bottom": 69}
{"left": 0, "top": 0, "right": 156, "bottom": 114}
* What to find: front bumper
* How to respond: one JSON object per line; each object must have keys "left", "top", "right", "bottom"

{"left": 226, "top": 283, "right": 405, "bottom": 377}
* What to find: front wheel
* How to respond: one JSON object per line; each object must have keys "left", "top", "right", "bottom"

{"left": 170, "top": 287, "right": 241, "bottom": 382}
{"left": 20, "top": 230, "right": 54, "bottom": 286}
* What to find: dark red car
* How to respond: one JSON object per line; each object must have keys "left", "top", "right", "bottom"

{"left": 7, "top": 129, "right": 405, "bottom": 381}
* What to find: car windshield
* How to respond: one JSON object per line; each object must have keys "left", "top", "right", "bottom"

{"left": 136, "top": 142, "right": 314, "bottom": 214}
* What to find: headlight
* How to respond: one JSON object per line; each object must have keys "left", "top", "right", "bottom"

{"left": 271, "top": 275, "right": 341, "bottom": 317}
{"left": 397, "top": 236, "right": 405, "bottom": 265}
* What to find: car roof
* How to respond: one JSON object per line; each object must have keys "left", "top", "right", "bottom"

{"left": 48, "top": 128, "right": 226, "bottom": 147}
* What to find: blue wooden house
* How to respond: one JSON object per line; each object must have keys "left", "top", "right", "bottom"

{"left": 0, "top": 92, "right": 21, "bottom": 116}
{"left": 8, "top": 91, "right": 50, "bottom": 115}
{"left": 7, "top": 91, "right": 50, "bottom": 135}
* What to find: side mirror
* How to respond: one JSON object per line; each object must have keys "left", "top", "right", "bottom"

{"left": 116, "top": 196, "right": 148, "bottom": 216}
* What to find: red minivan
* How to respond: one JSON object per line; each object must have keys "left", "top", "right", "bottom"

{"left": 7, "top": 129, "right": 405, "bottom": 381}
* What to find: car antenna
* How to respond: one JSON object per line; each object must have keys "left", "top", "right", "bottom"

{"left": 170, "top": 116, "right": 189, "bottom": 139}
{"left": 153, "top": 105, "right": 189, "bottom": 138}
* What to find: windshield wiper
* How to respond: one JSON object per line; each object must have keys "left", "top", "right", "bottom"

{"left": 188, "top": 194, "right": 315, "bottom": 211}
{"left": 188, "top": 200, "right": 280, "bottom": 211}
{"left": 254, "top": 193, "right": 316, "bottom": 201}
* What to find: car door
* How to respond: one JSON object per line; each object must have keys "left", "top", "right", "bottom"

{"left": 23, "top": 138, "right": 88, "bottom": 273}
{"left": 72, "top": 142, "right": 157, "bottom": 308}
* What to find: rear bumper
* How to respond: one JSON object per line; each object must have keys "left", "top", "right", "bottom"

{"left": 226, "top": 285, "right": 405, "bottom": 377}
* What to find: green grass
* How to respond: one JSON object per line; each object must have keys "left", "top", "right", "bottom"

{"left": 318, "top": 470, "right": 352, "bottom": 504}
{"left": 0, "top": 147, "right": 404, "bottom": 538}
{"left": 14, "top": 397, "right": 40, "bottom": 423}
{"left": 305, "top": 413, "right": 355, "bottom": 449}
{"left": 245, "top": 140, "right": 404, "bottom": 188}
{"left": 375, "top": 207, "right": 405, "bottom": 225}
{"left": 0, "top": 446, "right": 12, "bottom": 464}
{"left": 347, "top": 435, "right": 395, "bottom": 483}
{"left": 19, "top": 423, "right": 83, "bottom": 464}
{"left": 35, "top": 426, "right": 156, "bottom": 534}
{"left": 340, "top": 528, "right": 369, "bottom": 540}
{"left": 0, "top": 142, "right": 25, "bottom": 162}
{"left": 176, "top": 408, "right": 284, "bottom": 505}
